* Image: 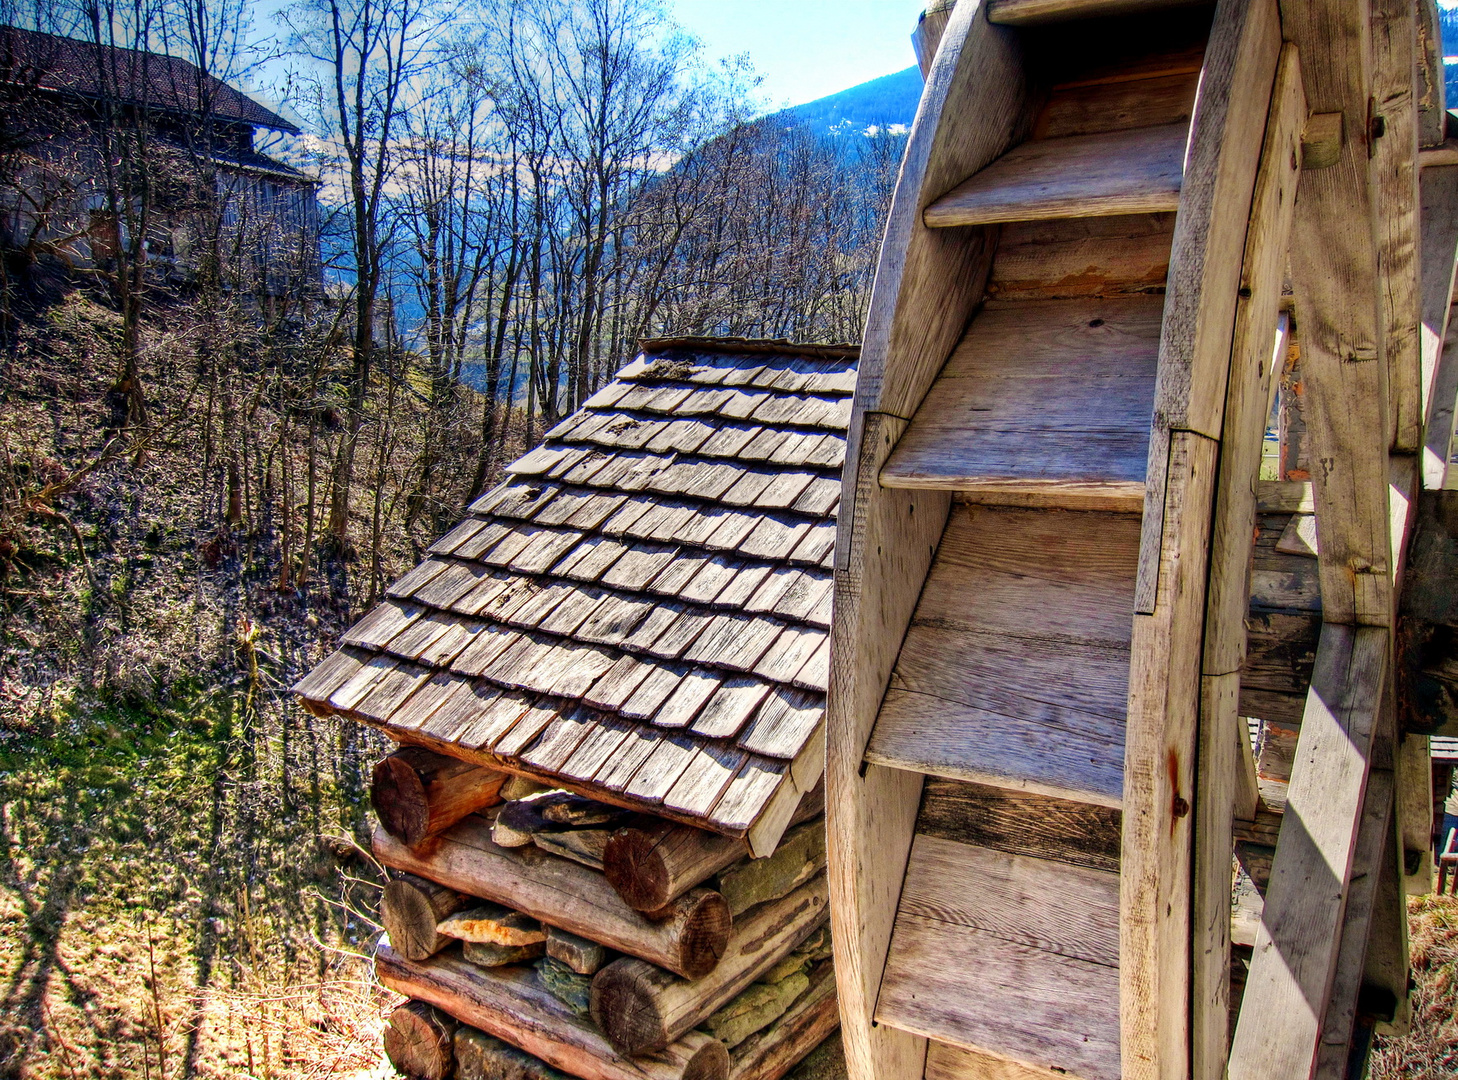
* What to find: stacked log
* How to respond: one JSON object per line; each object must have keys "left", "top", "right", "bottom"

{"left": 369, "top": 755, "right": 842, "bottom": 1080}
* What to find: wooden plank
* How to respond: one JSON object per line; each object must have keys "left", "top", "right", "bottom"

{"left": 746, "top": 724, "right": 826, "bottom": 857}
{"left": 654, "top": 671, "right": 725, "bottom": 730}
{"left": 985, "top": 212, "right": 1174, "bottom": 302}
{"left": 1203, "top": 44, "right": 1304, "bottom": 674}
{"left": 881, "top": 297, "right": 1160, "bottom": 506}
{"left": 917, "top": 778, "right": 1121, "bottom": 873}
{"left": 664, "top": 743, "right": 747, "bottom": 817}
{"left": 375, "top": 946, "right": 729, "bottom": 1080}
{"left": 986, "top": 0, "right": 1210, "bottom": 25}
{"left": 1192, "top": 48, "right": 1304, "bottom": 1078}
{"left": 875, "top": 835, "right": 1120, "bottom": 1080}
{"left": 1312, "top": 767, "right": 1395, "bottom": 1077}
{"left": 1119, "top": 1, "right": 1283, "bottom": 1070}
{"left": 1420, "top": 169, "right": 1458, "bottom": 488}
{"left": 690, "top": 677, "right": 775, "bottom": 740}
{"left": 924, "top": 123, "right": 1186, "bottom": 228}
{"left": 867, "top": 503, "right": 1136, "bottom": 806}
{"left": 829, "top": 431, "right": 943, "bottom": 1080}
{"left": 1227, "top": 624, "right": 1388, "bottom": 1080}
{"left": 344, "top": 600, "right": 423, "bottom": 649}
{"left": 1036, "top": 72, "right": 1200, "bottom": 140}
{"left": 924, "top": 1041, "right": 1072, "bottom": 1080}
{"left": 828, "top": 2, "right": 1029, "bottom": 1077}
{"left": 1134, "top": 0, "right": 1282, "bottom": 600}
{"left": 1121, "top": 428, "right": 1220, "bottom": 1080}
{"left": 739, "top": 687, "right": 823, "bottom": 760}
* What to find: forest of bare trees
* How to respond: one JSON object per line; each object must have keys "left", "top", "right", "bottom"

{"left": 0, "top": 0, "right": 903, "bottom": 1074}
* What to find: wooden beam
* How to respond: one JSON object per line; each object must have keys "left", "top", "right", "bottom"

{"left": 1312, "top": 747, "right": 1394, "bottom": 1076}
{"left": 1227, "top": 624, "right": 1389, "bottom": 1080}
{"left": 1194, "top": 45, "right": 1304, "bottom": 1079}
{"left": 1397, "top": 732, "right": 1435, "bottom": 893}
{"left": 1123, "top": 2, "right": 1282, "bottom": 1075}
{"left": 827, "top": 412, "right": 942, "bottom": 1080}
{"left": 1123, "top": 430, "right": 1218, "bottom": 1080}
{"left": 1372, "top": 0, "right": 1423, "bottom": 453}
{"left": 1280, "top": 0, "right": 1390, "bottom": 626}
{"left": 1420, "top": 167, "right": 1458, "bottom": 488}
{"left": 1134, "top": 0, "right": 1282, "bottom": 613}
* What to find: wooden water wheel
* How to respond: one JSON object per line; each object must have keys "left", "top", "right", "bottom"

{"left": 825, "top": 0, "right": 1456, "bottom": 1077}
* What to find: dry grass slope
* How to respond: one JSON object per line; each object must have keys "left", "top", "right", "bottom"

{"left": 1371, "top": 894, "right": 1458, "bottom": 1078}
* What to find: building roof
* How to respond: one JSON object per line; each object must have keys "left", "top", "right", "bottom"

{"left": 0, "top": 24, "right": 298, "bottom": 133}
{"left": 294, "top": 338, "right": 855, "bottom": 838}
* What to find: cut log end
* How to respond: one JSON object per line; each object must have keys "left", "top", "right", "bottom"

{"left": 383, "top": 1000, "right": 457, "bottom": 1080}
{"left": 684, "top": 1038, "right": 731, "bottom": 1080}
{"left": 374, "top": 753, "right": 432, "bottom": 845}
{"left": 591, "top": 961, "right": 677, "bottom": 1055}
{"left": 670, "top": 889, "right": 733, "bottom": 980}
{"left": 603, "top": 828, "right": 676, "bottom": 911}
{"left": 382, "top": 874, "right": 470, "bottom": 961}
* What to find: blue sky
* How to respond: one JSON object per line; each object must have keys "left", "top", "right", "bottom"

{"left": 669, "top": 0, "right": 925, "bottom": 109}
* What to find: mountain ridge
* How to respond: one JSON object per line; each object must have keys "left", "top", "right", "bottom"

{"left": 775, "top": 66, "right": 922, "bottom": 135}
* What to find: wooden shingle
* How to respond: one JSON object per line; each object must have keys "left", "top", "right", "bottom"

{"left": 293, "top": 338, "right": 853, "bottom": 840}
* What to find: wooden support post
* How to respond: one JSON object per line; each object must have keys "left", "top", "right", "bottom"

{"left": 1228, "top": 624, "right": 1389, "bottom": 1080}
{"left": 1372, "top": 0, "right": 1422, "bottom": 453}
{"left": 1312, "top": 713, "right": 1396, "bottom": 1078}
{"left": 1397, "top": 732, "right": 1435, "bottom": 893}
{"left": 590, "top": 877, "right": 828, "bottom": 1056}
{"left": 1417, "top": 0, "right": 1446, "bottom": 148}
{"left": 1419, "top": 166, "right": 1458, "bottom": 489}
{"left": 1279, "top": 0, "right": 1390, "bottom": 626}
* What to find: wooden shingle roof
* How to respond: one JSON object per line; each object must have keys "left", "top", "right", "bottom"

{"left": 294, "top": 338, "right": 854, "bottom": 842}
